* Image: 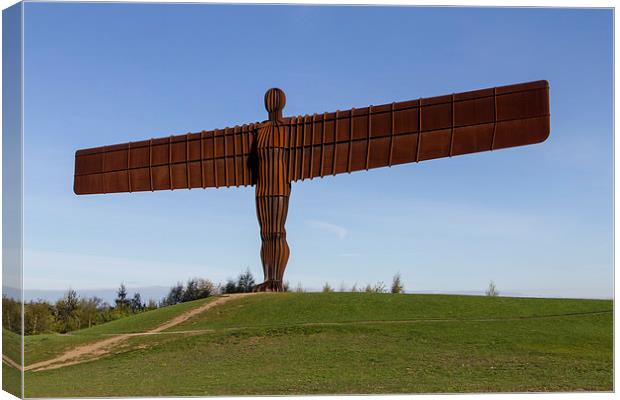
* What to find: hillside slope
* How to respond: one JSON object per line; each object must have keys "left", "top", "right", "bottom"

{"left": 20, "top": 293, "right": 612, "bottom": 396}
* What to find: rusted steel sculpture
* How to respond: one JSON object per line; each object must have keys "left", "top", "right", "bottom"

{"left": 74, "top": 80, "right": 550, "bottom": 291}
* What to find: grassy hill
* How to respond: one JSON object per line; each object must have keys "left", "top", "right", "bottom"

{"left": 11, "top": 293, "right": 613, "bottom": 396}
{"left": 2, "top": 328, "right": 22, "bottom": 397}
{"left": 23, "top": 296, "right": 216, "bottom": 365}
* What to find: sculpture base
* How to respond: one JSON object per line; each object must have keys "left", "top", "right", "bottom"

{"left": 252, "top": 280, "right": 284, "bottom": 292}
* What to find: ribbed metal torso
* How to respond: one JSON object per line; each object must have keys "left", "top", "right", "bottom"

{"left": 254, "top": 119, "right": 291, "bottom": 292}
{"left": 256, "top": 121, "right": 290, "bottom": 197}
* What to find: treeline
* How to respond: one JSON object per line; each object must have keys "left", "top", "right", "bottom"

{"left": 2, "top": 269, "right": 260, "bottom": 336}
{"left": 3, "top": 284, "right": 158, "bottom": 336}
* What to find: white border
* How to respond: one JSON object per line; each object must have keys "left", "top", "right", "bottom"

{"left": 0, "top": 1, "right": 615, "bottom": 400}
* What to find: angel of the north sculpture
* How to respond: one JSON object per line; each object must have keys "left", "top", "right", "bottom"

{"left": 74, "top": 80, "right": 550, "bottom": 292}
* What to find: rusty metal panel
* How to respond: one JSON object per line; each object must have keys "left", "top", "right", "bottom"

{"left": 74, "top": 124, "right": 258, "bottom": 194}
{"left": 285, "top": 80, "right": 549, "bottom": 180}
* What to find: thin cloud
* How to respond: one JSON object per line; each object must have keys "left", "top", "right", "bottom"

{"left": 306, "top": 220, "right": 348, "bottom": 239}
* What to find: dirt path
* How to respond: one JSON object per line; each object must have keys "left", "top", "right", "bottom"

{"left": 3, "top": 354, "right": 23, "bottom": 371}
{"left": 25, "top": 293, "right": 253, "bottom": 372}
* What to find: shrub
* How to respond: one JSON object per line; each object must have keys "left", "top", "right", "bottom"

{"left": 222, "top": 269, "right": 256, "bottom": 294}
{"left": 362, "top": 282, "right": 387, "bottom": 293}
{"left": 237, "top": 268, "right": 255, "bottom": 293}
{"left": 222, "top": 279, "right": 238, "bottom": 294}
{"left": 373, "top": 281, "right": 387, "bottom": 293}
{"left": 391, "top": 273, "right": 404, "bottom": 294}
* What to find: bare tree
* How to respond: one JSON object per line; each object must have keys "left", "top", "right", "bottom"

{"left": 196, "top": 278, "right": 215, "bottom": 298}
{"left": 146, "top": 298, "right": 158, "bottom": 310}
{"left": 486, "top": 280, "right": 499, "bottom": 297}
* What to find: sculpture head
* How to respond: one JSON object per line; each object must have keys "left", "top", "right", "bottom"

{"left": 264, "top": 88, "right": 286, "bottom": 121}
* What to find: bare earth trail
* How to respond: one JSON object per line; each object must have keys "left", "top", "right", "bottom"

{"left": 24, "top": 293, "right": 254, "bottom": 372}
{"left": 2, "top": 354, "right": 23, "bottom": 371}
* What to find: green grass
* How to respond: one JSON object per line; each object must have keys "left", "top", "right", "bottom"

{"left": 2, "top": 362, "right": 21, "bottom": 398}
{"left": 166, "top": 292, "right": 612, "bottom": 331}
{"left": 3, "top": 328, "right": 21, "bottom": 363}
{"left": 23, "top": 296, "right": 214, "bottom": 365}
{"left": 23, "top": 293, "right": 612, "bottom": 397}
{"left": 2, "top": 328, "right": 22, "bottom": 397}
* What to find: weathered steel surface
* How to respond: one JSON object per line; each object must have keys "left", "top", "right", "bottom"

{"left": 74, "top": 124, "right": 259, "bottom": 194}
{"left": 74, "top": 80, "right": 550, "bottom": 291}
{"left": 254, "top": 88, "right": 291, "bottom": 292}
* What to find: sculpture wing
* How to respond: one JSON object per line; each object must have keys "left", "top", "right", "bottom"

{"left": 74, "top": 123, "right": 259, "bottom": 195}
{"left": 284, "top": 80, "right": 550, "bottom": 182}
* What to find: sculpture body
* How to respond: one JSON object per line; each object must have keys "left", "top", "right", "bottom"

{"left": 254, "top": 89, "right": 291, "bottom": 291}
{"left": 73, "top": 81, "right": 551, "bottom": 291}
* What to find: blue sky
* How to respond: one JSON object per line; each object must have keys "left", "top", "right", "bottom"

{"left": 21, "top": 3, "right": 612, "bottom": 298}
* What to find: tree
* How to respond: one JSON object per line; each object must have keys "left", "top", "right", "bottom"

{"left": 2, "top": 296, "right": 22, "bottom": 334}
{"left": 351, "top": 283, "right": 358, "bottom": 292}
{"left": 115, "top": 284, "right": 130, "bottom": 313}
{"left": 77, "top": 297, "right": 102, "bottom": 329}
{"left": 182, "top": 279, "right": 200, "bottom": 302}
{"left": 338, "top": 282, "right": 346, "bottom": 292}
{"left": 295, "top": 282, "right": 305, "bottom": 293}
{"left": 97, "top": 302, "right": 116, "bottom": 324}
{"left": 25, "top": 301, "right": 53, "bottom": 335}
{"left": 237, "top": 268, "right": 255, "bottom": 293}
{"left": 283, "top": 281, "right": 290, "bottom": 292}
{"left": 391, "top": 273, "right": 404, "bottom": 294}
{"left": 486, "top": 280, "right": 499, "bottom": 297}
{"left": 163, "top": 282, "right": 185, "bottom": 306}
{"left": 55, "top": 289, "right": 79, "bottom": 333}
{"left": 322, "top": 282, "right": 333, "bottom": 293}
{"left": 196, "top": 278, "right": 215, "bottom": 299}
{"left": 181, "top": 278, "right": 214, "bottom": 302}
{"left": 130, "top": 293, "right": 144, "bottom": 313}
